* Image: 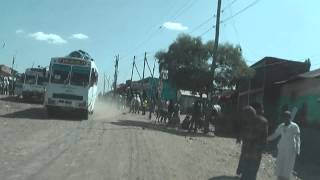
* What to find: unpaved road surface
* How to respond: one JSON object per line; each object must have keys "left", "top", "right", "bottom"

{"left": 0, "top": 96, "right": 315, "bottom": 180}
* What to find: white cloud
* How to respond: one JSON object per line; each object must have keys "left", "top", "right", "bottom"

{"left": 29, "top": 32, "right": 67, "bottom": 44}
{"left": 162, "top": 22, "right": 188, "bottom": 31}
{"left": 15, "top": 29, "right": 24, "bottom": 34}
{"left": 69, "top": 33, "right": 89, "bottom": 40}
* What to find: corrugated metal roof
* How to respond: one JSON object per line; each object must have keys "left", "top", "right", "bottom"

{"left": 298, "top": 68, "right": 320, "bottom": 78}
{"left": 250, "top": 56, "right": 305, "bottom": 68}
{"left": 274, "top": 68, "right": 320, "bottom": 85}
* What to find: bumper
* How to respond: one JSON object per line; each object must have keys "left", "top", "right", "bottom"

{"left": 22, "top": 91, "right": 44, "bottom": 99}
{"left": 45, "top": 98, "right": 87, "bottom": 110}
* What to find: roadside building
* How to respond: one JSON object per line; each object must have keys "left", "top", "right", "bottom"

{"left": 127, "top": 77, "right": 159, "bottom": 99}
{"left": 0, "top": 64, "right": 12, "bottom": 76}
{"left": 177, "top": 90, "right": 207, "bottom": 114}
{"left": 277, "top": 69, "right": 320, "bottom": 165}
{"left": 277, "top": 68, "right": 320, "bottom": 127}
{"left": 238, "top": 57, "right": 310, "bottom": 128}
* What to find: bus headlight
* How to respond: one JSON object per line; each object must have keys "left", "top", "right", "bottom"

{"left": 48, "top": 98, "right": 56, "bottom": 105}
{"left": 78, "top": 101, "right": 87, "bottom": 108}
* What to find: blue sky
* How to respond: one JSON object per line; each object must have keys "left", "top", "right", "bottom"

{"left": 1, "top": 0, "right": 320, "bottom": 92}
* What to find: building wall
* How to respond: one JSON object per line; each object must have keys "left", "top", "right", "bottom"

{"left": 161, "top": 80, "right": 177, "bottom": 101}
{"left": 279, "top": 78, "right": 320, "bottom": 126}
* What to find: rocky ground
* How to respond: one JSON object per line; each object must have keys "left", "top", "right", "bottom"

{"left": 0, "top": 95, "right": 318, "bottom": 180}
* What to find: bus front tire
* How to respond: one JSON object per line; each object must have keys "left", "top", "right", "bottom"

{"left": 82, "top": 110, "right": 89, "bottom": 120}
{"left": 47, "top": 106, "right": 56, "bottom": 118}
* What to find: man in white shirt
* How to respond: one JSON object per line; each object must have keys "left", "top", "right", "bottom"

{"left": 268, "top": 110, "right": 301, "bottom": 180}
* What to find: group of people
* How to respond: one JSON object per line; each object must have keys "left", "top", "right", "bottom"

{"left": 180, "top": 100, "right": 221, "bottom": 134}
{"left": 237, "top": 103, "right": 300, "bottom": 180}
{"left": 128, "top": 93, "right": 153, "bottom": 116}
{"left": 126, "top": 94, "right": 301, "bottom": 180}
{"left": 0, "top": 76, "right": 14, "bottom": 95}
{"left": 129, "top": 95, "right": 141, "bottom": 114}
{"left": 155, "top": 100, "right": 181, "bottom": 127}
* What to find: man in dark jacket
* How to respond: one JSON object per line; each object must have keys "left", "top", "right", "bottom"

{"left": 237, "top": 104, "right": 268, "bottom": 180}
{"left": 189, "top": 100, "right": 202, "bottom": 133}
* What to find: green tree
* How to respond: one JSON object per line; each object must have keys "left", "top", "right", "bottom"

{"left": 206, "top": 41, "right": 254, "bottom": 90}
{"left": 156, "top": 34, "right": 209, "bottom": 72}
{"left": 156, "top": 34, "right": 211, "bottom": 91}
{"left": 156, "top": 34, "right": 253, "bottom": 92}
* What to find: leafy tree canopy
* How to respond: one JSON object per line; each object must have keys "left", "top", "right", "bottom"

{"left": 156, "top": 34, "right": 253, "bottom": 92}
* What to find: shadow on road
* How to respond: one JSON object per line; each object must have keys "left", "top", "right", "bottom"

{"left": 111, "top": 119, "right": 215, "bottom": 138}
{"left": 294, "top": 127, "right": 320, "bottom": 179}
{"left": 1, "top": 107, "right": 47, "bottom": 119}
{"left": 0, "top": 96, "right": 42, "bottom": 105}
{"left": 0, "top": 107, "right": 84, "bottom": 121}
{"left": 208, "top": 176, "right": 240, "bottom": 180}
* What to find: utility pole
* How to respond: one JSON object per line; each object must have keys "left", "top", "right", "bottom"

{"left": 130, "top": 56, "right": 135, "bottom": 96}
{"left": 11, "top": 56, "right": 15, "bottom": 95}
{"left": 113, "top": 55, "right": 119, "bottom": 95}
{"left": 211, "top": 0, "right": 222, "bottom": 73}
{"left": 141, "top": 52, "right": 146, "bottom": 93}
{"left": 152, "top": 58, "right": 156, "bottom": 78}
{"left": 209, "top": 0, "right": 222, "bottom": 100}
{"left": 130, "top": 56, "right": 135, "bottom": 84}
{"left": 142, "top": 52, "right": 146, "bottom": 81}
{"left": 141, "top": 52, "right": 147, "bottom": 106}
{"left": 103, "top": 73, "right": 106, "bottom": 95}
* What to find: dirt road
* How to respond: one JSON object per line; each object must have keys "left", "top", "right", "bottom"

{"left": 0, "top": 96, "right": 311, "bottom": 180}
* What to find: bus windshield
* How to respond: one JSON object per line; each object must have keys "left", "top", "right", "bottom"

{"left": 16, "top": 75, "right": 24, "bottom": 83}
{"left": 37, "top": 76, "right": 47, "bottom": 85}
{"left": 70, "top": 67, "right": 90, "bottom": 86}
{"left": 25, "top": 75, "right": 36, "bottom": 84}
{"left": 50, "top": 64, "right": 90, "bottom": 86}
{"left": 50, "top": 64, "right": 71, "bottom": 84}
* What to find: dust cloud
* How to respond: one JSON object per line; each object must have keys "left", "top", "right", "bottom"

{"left": 93, "top": 100, "right": 123, "bottom": 120}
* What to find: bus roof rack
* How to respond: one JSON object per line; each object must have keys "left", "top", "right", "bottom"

{"left": 67, "top": 50, "right": 94, "bottom": 61}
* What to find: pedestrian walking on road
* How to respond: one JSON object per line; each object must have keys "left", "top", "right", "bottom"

{"left": 267, "top": 110, "right": 300, "bottom": 180}
{"left": 189, "top": 100, "right": 202, "bottom": 133}
{"left": 238, "top": 105, "right": 268, "bottom": 180}
{"left": 237, "top": 102, "right": 268, "bottom": 176}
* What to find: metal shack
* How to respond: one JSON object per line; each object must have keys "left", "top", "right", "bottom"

{"left": 277, "top": 69, "right": 320, "bottom": 127}
{"left": 238, "top": 57, "right": 310, "bottom": 128}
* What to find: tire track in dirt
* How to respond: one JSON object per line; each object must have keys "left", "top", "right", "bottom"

{"left": 24, "top": 119, "right": 97, "bottom": 180}
{"left": 4, "top": 121, "right": 82, "bottom": 180}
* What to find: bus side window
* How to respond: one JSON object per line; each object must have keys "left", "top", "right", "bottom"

{"left": 90, "top": 68, "right": 98, "bottom": 86}
{"left": 94, "top": 71, "right": 98, "bottom": 84}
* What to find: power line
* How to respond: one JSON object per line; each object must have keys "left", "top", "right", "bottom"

{"left": 134, "top": 62, "right": 142, "bottom": 79}
{"left": 199, "top": 26, "right": 214, "bottom": 37}
{"left": 125, "top": 0, "right": 198, "bottom": 58}
{"left": 119, "top": 1, "right": 185, "bottom": 61}
{"left": 119, "top": 0, "right": 203, "bottom": 62}
{"left": 189, "top": 15, "right": 215, "bottom": 34}
{"left": 189, "top": 0, "right": 234, "bottom": 35}
{"left": 222, "top": 0, "right": 238, "bottom": 12}
{"left": 120, "top": 28, "right": 163, "bottom": 61}
{"left": 171, "top": 0, "right": 199, "bottom": 21}
{"left": 221, "top": 0, "right": 261, "bottom": 24}
{"left": 228, "top": 4, "right": 241, "bottom": 45}
{"left": 191, "top": 0, "right": 260, "bottom": 36}
{"left": 123, "top": 0, "right": 255, "bottom": 68}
